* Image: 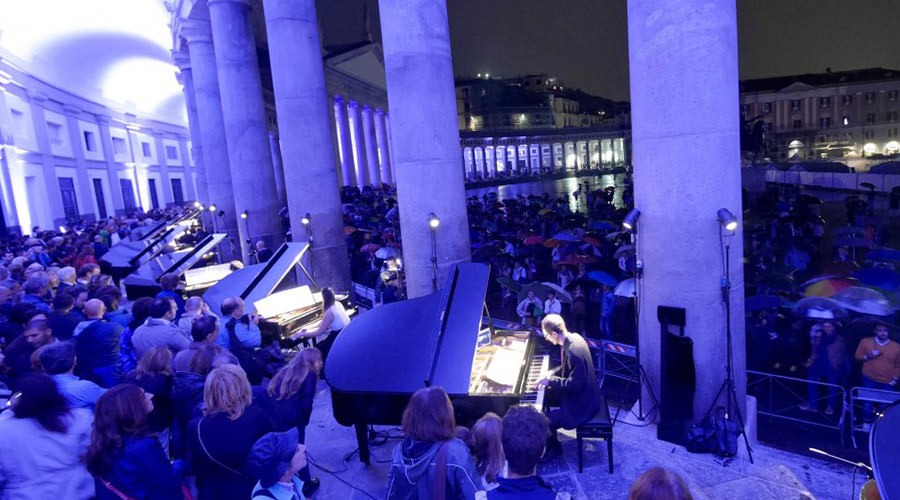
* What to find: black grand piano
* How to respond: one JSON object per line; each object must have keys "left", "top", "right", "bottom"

{"left": 202, "top": 242, "right": 355, "bottom": 343}
{"left": 101, "top": 209, "right": 202, "bottom": 280}
{"left": 328, "top": 262, "right": 547, "bottom": 464}
{"left": 122, "top": 233, "right": 231, "bottom": 299}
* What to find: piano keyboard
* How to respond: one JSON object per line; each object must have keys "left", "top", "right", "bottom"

{"left": 520, "top": 354, "right": 549, "bottom": 410}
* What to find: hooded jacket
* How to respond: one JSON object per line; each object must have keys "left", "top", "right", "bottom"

{"left": 386, "top": 437, "right": 481, "bottom": 500}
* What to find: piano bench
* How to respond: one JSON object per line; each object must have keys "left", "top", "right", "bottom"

{"left": 575, "top": 397, "right": 613, "bottom": 474}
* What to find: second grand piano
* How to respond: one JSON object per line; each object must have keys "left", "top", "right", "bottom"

{"left": 328, "top": 262, "right": 547, "bottom": 463}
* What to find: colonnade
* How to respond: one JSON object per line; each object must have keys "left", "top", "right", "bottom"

{"left": 461, "top": 136, "right": 627, "bottom": 179}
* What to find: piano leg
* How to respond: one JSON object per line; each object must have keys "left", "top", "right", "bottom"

{"left": 355, "top": 423, "right": 371, "bottom": 465}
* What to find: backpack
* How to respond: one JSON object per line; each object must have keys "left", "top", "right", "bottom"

{"left": 225, "top": 319, "right": 286, "bottom": 385}
{"left": 684, "top": 407, "right": 739, "bottom": 456}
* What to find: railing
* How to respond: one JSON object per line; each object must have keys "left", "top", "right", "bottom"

{"left": 601, "top": 340, "right": 639, "bottom": 384}
{"left": 747, "top": 370, "right": 847, "bottom": 439}
{"left": 848, "top": 386, "right": 900, "bottom": 447}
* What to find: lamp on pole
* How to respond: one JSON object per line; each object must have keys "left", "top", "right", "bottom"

{"left": 240, "top": 210, "right": 254, "bottom": 264}
{"left": 428, "top": 212, "right": 440, "bottom": 292}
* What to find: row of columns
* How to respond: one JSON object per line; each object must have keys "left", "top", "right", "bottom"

{"left": 333, "top": 97, "right": 395, "bottom": 188}
{"left": 462, "top": 138, "right": 627, "bottom": 179}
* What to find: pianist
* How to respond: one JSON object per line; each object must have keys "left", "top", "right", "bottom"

{"left": 535, "top": 314, "right": 602, "bottom": 460}
{"left": 289, "top": 287, "right": 349, "bottom": 359}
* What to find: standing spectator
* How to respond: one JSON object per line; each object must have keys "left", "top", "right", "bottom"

{"left": 0, "top": 373, "right": 95, "bottom": 500}
{"left": 132, "top": 298, "right": 189, "bottom": 359}
{"left": 176, "top": 296, "right": 216, "bottom": 339}
{"left": 73, "top": 298, "right": 123, "bottom": 387}
{"left": 41, "top": 341, "right": 106, "bottom": 409}
{"left": 543, "top": 291, "right": 562, "bottom": 317}
{"left": 600, "top": 284, "right": 615, "bottom": 339}
{"left": 516, "top": 291, "right": 543, "bottom": 327}
{"left": 56, "top": 266, "right": 77, "bottom": 292}
{"left": 255, "top": 240, "right": 273, "bottom": 263}
{"left": 85, "top": 384, "right": 183, "bottom": 500}
{"left": 187, "top": 365, "right": 275, "bottom": 500}
{"left": 800, "top": 321, "right": 847, "bottom": 415}
{"left": 386, "top": 386, "right": 482, "bottom": 499}
{"left": 854, "top": 321, "right": 900, "bottom": 428}
{"left": 97, "top": 286, "right": 130, "bottom": 329}
{"left": 76, "top": 264, "right": 100, "bottom": 287}
{"left": 488, "top": 405, "right": 557, "bottom": 499}
{"left": 19, "top": 276, "right": 52, "bottom": 314}
{"left": 252, "top": 348, "right": 323, "bottom": 497}
{"left": 74, "top": 245, "right": 98, "bottom": 272}
{"left": 173, "top": 315, "right": 222, "bottom": 372}
{"left": 125, "top": 346, "right": 175, "bottom": 437}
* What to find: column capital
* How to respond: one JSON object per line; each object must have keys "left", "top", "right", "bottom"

{"left": 348, "top": 100, "right": 359, "bottom": 109}
{"left": 180, "top": 19, "right": 213, "bottom": 44}
{"left": 374, "top": 108, "right": 385, "bottom": 116}
{"left": 334, "top": 95, "right": 345, "bottom": 104}
{"left": 62, "top": 104, "right": 81, "bottom": 117}
{"left": 96, "top": 115, "right": 111, "bottom": 125}
{"left": 362, "top": 104, "right": 372, "bottom": 113}
{"left": 172, "top": 49, "right": 191, "bottom": 71}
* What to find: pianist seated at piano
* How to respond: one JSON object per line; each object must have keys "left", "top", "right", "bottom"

{"left": 217, "top": 297, "right": 262, "bottom": 351}
{"left": 535, "top": 314, "right": 602, "bottom": 461}
{"left": 386, "top": 386, "right": 483, "bottom": 500}
{"left": 289, "top": 287, "right": 350, "bottom": 358}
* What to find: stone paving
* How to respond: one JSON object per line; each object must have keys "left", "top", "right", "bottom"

{"left": 304, "top": 381, "right": 862, "bottom": 500}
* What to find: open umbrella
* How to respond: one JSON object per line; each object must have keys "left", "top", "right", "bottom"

{"left": 832, "top": 286, "right": 895, "bottom": 316}
{"left": 860, "top": 181, "right": 877, "bottom": 190}
{"left": 517, "top": 281, "right": 566, "bottom": 303}
{"left": 551, "top": 230, "right": 581, "bottom": 242}
{"left": 375, "top": 247, "right": 398, "bottom": 259}
{"left": 556, "top": 254, "right": 598, "bottom": 267}
{"left": 614, "top": 278, "right": 636, "bottom": 297}
{"left": 590, "top": 220, "right": 617, "bottom": 231}
{"left": 344, "top": 226, "right": 358, "bottom": 235}
{"left": 853, "top": 267, "right": 900, "bottom": 292}
{"left": 586, "top": 270, "right": 618, "bottom": 286}
{"left": 820, "top": 260, "right": 860, "bottom": 277}
{"left": 497, "top": 277, "right": 522, "bottom": 294}
{"left": 791, "top": 297, "right": 849, "bottom": 319}
{"left": 833, "top": 236, "right": 873, "bottom": 249}
{"left": 360, "top": 243, "right": 381, "bottom": 253}
{"left": 523, "top": 235, "right": 545, "bottom": 246}
{"left": 540, "top": 282, "right": 573, "bottom": 302}
{"left": 802, "top": 275, "right": 858, "bottom": 297}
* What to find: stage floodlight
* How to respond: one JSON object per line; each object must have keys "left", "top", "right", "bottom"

{"left": 622, "top": 209, "right": 641, "bottom": 232}
{"left": 717, "top": 208, "right": 738, "bottom": 231}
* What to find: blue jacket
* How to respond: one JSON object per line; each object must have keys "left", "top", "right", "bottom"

{"left": 95, "top": 436, "right": 183, "bottom": 500}
{"left": 488, "top": 476, "right": 557, "bottom": 500}
{"left": 386, "top": 438, "right": 481, "bottom": 500}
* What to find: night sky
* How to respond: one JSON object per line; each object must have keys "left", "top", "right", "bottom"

{"left": 318, "top": 0, "right": 900, "bottom": 102}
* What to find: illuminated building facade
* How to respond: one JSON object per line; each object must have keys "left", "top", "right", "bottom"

{"left": 740, "top": 67, "right": 900, "bottom": 161}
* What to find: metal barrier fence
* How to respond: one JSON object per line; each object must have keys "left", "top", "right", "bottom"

{"left": 747, "top": 370, "right": 847, "bottom": 438}
{"left": 601, "top": 340, "right": 639, "bottom": 384}
{"left": 849, "top": 386, "right": 900, "bottom": 447}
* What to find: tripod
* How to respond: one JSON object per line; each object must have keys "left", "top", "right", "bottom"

{"left": 703, "top": 236, "right": 753, "bottom": 463}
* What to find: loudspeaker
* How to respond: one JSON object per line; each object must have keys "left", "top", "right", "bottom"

{"left": 656, "top": 306, "right": 696, "bottom": 444}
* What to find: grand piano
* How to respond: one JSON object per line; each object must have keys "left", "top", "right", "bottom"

{"left": 202, "top": 242, "right": 355, "bottom": 343}
{"left": 328, "top": 262, "right": 547, "bottom": 464}
{"left": 100, "top": 209, "right": 202, "bottom": 280}
{"left": 122, "top": 233, "right": 230, "bottom": 299}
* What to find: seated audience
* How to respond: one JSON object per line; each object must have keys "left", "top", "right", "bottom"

{"left": 468, "top": 412, "right": 505, "bottom": 491}
{"left": 628, "top": 467, "right": 693, "bottom": 500}
{"left": 489, "top": 405, "right": 557, "bottom": 499}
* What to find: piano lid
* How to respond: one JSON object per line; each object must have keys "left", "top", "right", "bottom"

{"left": 123, "top": 233, "right": 227, "bottom": 287}
{"left": 101, "top": 211, "right": 199, "bottom": 268}
{"left": 328, "top": 262, "right": 490, "bottom": 396}
{"left": 202, "top": 242, "right": 308, "bottom": 313}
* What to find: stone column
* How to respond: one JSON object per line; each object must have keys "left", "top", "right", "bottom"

{"left": 173, "top": 55, "right": 209, "bottom": 203}
{"left": 380, "top": 0, "right": 471, "bottom": 297}
{"left": 384, "top": 113, "right": 397, "bottom": 185}
{"left": 176, "top": 135, "right": 197, "bottom": 202}
{"left": 348, "top": 101, "right": 370, "bottom": 186}
{"left": 628, "top": 0, "right": 745, "bottom": 420}
{"left": 333, "top": 96, "right": 356, "bottom": 187}
{"left": 94, "top": 117, "right": 125, "bottom": 215}
{"left": 207, "top": 0, "right": 283, "bottom": 263}
{"left": 62, "top": 107, "right": 96, "bottom": 220}
{"left": 152, "top": 133, "right": 173, "bottom": 205}
{"left": 263, "top": 0, "right": 351, "bottom": 290}
{"left": 0, "top": 87, "right": 21, "bottom": 232}
{"left": 181, "top": 20, "right": 238, "bottom": 256}
{"left": 373, "top": 108, "right": 392, "bottom": 185}
{"left": 361, "top": 105, "right": 381, "bottom": 186}
{"left": 29, "top": 94, "right": 66, "bottom": 228}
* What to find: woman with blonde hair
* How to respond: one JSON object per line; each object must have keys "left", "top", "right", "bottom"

{"left": 468, "top": 412, "right": 505, "bottom": 490}
{"left": 252, "top": 347, "right": 323, "bottom": 497}
{"left": 628, "top": 467, "right": 693, "bottom": 500}
{"left": 187, "top": 364, "right": 274, "bottom": 500}
{"left": 386, "top": 386, "right": 482, "bottom": 499}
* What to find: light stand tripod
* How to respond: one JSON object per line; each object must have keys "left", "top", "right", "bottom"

{"left": 703, "top": 224, "right": 754, "bottom": 463}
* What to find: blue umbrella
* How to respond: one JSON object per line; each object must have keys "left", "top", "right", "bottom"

{"left": 866, "top": 247, "right": 900, "bottom": 262}
{"left": 591, "top": 220, "right": 617, "bottom": 231}
{"left": 586, "top": 270, "right": 618, "bottom": 286}
{"left": 551, "top": 230, "right": 581, "bottom": 242}
{"left": 853, "top": 268, "right": 900, "bottom": 292}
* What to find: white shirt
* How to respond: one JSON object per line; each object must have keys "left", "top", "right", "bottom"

{"left": 544, "top": 298, "right": 562, "bottom": 315}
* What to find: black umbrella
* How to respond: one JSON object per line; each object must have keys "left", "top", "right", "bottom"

{"left": 745, "top": 295, "right": 786, "bottom": 312}
{"left": 860, "top": 182, "right": 877, "bottom": 190}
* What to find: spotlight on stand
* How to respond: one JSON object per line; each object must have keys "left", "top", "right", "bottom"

{"left": 208, "top": 204, "right": 218, "bottom": 233}
{"left": 428, "top": 212, "right": 440, "bottom": 291}
{"left": 240, "top": 210, "right": 254, "bottom": 264}
{"left": 208, "top": 204, "right": 217, "bottom": 213}
{"left": 240, "top": 210, "right": 249, "bottom": 220}
{"left": 301, "top": 213, "right": 311, "bottom": 226}
{"left": 622, "top": 208, "right": 641, "bottom": 232}
{"left": 193, "top": 201, "right": 201, "bottom": 209}
{"left": 717, "top": 208, "right": 738, "bottom": 232}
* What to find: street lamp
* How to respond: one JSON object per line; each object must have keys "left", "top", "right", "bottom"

{"left": 240, "top": 210, "right": 254, "bottom": 264}
{"left": 208, "top": 204, "right": 218, "bottom": 233}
